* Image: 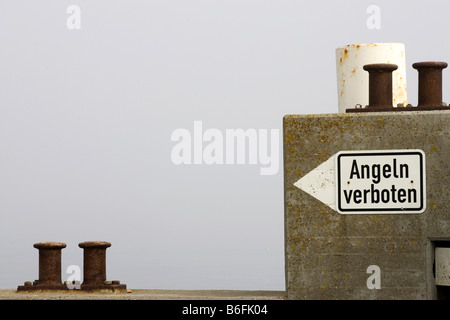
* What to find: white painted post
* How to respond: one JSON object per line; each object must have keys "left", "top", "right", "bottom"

{"left": 336, "top": 43, "right": 407, "bottom": 113}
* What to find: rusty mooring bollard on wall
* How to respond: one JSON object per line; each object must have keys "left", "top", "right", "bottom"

{"left": 413, "top": 61, "right": 448, "bottom": 108}
{"left": 79, "top": 241, "right": 111, "bottom": 286}
{"left": 77, "top": 241, "right": 126, "bottom": 290}
{"left": 17, "top": 241, "right": 127, "bottom": 292}
{"left": 34, "top": 242, "right": 66, "bottom": 286}
{"left": 17, "top": 242, "right": 67, "bottom": 290}
{"left": 347, "top": 61, "right": 450, "bottom": 112}
{"left": 363, "top": 63, "right": 398, "bottom": 109}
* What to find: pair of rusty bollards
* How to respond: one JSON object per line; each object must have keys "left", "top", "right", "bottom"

{"left": 347, "top": 60, "right": 449, "bottom": 112}
{"left": 17, "top": 241, "right": 127, "bottom": 292}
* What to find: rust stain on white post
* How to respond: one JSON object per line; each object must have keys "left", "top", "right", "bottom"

{"left": 336, "top": 43, "right": 407, "bottom": 113}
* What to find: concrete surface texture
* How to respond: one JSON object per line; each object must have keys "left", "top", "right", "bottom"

{"left": 0, "top": 289, "right": 286, "bottom": 300}
{"left": 283, "top": 110, "right": 450, "bottom": 299}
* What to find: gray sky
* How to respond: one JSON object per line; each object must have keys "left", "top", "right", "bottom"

{"left": 0, "top": 0, "right": 448, "bottom": 290}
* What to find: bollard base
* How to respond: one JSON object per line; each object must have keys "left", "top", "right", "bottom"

{"left": 17, "top": 282, "right": 127, "bottom": 293}
{"left": 346, "top": 106, "right": 450, "bottom": 112}
{"left": 80, "top": 284, "right": 127, "bottom": 292}
{"left": 17, "top": 284, "right": 68, "bottom": 291}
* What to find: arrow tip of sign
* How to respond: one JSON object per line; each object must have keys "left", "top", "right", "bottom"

{"left": 293, "top": 154, "right": 336, "bottom": 212}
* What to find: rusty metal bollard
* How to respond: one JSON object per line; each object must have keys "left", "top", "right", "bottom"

{"left": 17, "top": 242, "right": 67, "bottom": 291}
{"left": 347, "top": 60, "right": 449, "bottom": 112}
{"left": 363, "top": 63, "right": 398, "bottom": 109}
{"left": 78, "top": 241, "right": 127, "bottom": 291}
{"left": 34, "top": 242, "right": 67, "bottom": 286}
{"left": 412, "top": 61, "right": 448, "bottom": 107}
{"left": 78, "top": 241, "right": 111, "bottom": 286}
{"left": 18, "top": 240, "right": 127, "bottom": 292}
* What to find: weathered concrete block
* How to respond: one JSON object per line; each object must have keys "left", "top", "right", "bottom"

{"left": 283, "top": 110, "right": 450, "bottom": 299}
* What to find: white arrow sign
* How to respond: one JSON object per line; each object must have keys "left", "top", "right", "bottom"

{"left": 294, "top": 150, "right": 426, "bottom": 214}
{"left": 293, "top": 155, "right": 336, "bottom": 210}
